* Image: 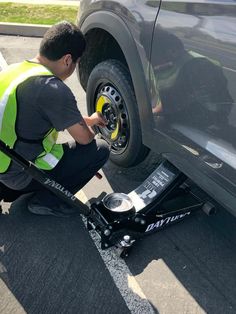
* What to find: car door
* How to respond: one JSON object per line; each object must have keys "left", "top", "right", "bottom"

{"left": 149, "top": 0, "right": 236, "bottom": 213}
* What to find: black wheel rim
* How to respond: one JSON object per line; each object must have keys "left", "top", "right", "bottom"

{"left": 95, "top": 84, "right": 130, "bottom": 155}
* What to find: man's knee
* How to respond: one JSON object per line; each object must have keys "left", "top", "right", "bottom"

{"left": 96, "top": 139, "right": 110, "bottom": 165}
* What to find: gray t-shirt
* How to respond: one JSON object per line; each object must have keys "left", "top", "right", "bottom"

{"left": 0, "top": 68, "right": 83, "bottom": 190}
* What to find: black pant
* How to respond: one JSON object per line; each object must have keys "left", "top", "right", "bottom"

{"left": 0, "top": 139, "right": 110, "bottom": 206}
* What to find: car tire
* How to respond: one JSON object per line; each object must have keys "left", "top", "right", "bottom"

{"left": 86, "top": 59, "right": 149, "bottom": 167}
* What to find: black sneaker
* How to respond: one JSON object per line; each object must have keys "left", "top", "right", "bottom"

{"left": 27, "top": 196, "right": 80, "bottom": 218}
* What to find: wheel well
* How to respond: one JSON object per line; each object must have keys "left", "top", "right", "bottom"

{"left": 78, "top": 28, "right": 128, "bottom": 90}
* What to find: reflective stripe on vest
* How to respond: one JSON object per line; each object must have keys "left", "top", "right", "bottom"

{"left": 42, "top": 153, "right": 60, "bottom": 168}
{"left": 34, "top": 128, "right": 64, "bottom": 170}
{"left": 0, "top": 61, "right": 64, "bottom": 173}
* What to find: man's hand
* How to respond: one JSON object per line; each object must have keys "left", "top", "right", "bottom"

{"left": 67, "top": 112, "right": 108, "bottom": 145}
{"left": 85, "top": 112, "right": 108, "bottom": 128}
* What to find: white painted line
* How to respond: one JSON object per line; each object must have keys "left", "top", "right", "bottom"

{"left": 223, "top": 66, "right": 236, "bottom": 73}
{"left": 0, "top": 278, "right": 26, "bottom": 314}
{"left": 0, "top": 51, "right": 7, "bottom": 70}
{"left": 76, "top": 190, "right": 155, "bottom": 314}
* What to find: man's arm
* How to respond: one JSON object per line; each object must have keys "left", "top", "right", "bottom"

{"left": 67, "top": 119, "right": 95, "bottom": 145}
{"left": 67, "top": 112, "right": 107, "bottom": 145}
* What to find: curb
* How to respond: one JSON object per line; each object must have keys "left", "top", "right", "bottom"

{"left": 0, "top": 22, "right": 50, "bottom": 37}
{"left": 0, "top": 0, "right": 79, "bottom": 5}
{"left": 0, "top": 1, "right": 79, "bottom": 37}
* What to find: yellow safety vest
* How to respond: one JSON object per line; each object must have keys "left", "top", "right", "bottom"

{"left": 0, "top": 61, "right": 64, "bottom": 173}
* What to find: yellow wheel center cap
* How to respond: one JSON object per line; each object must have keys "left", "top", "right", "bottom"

{"left": 96, "top": 95, "right": 119, "bottom": 140}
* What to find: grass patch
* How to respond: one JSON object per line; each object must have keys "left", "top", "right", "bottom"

{"left": 0, "top": 2, "right": 78, "bottom": 25}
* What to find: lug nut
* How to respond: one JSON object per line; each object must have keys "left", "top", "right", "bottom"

{"left": 123, "top": 235, "right": 131, "bottom": 243}
{"left": 104, "top": 229, "right": 111, "bottom": 236}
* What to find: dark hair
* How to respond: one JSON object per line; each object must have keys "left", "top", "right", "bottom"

{"left": 39, "top": 21, "right": 86, "bottom": 62}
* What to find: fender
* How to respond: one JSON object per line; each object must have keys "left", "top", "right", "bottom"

{"left": 80, "top": 10, "right": 154, "bottom": 137}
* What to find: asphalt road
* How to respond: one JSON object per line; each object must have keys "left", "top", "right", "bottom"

{"left": 1, "top": 35, "right": 236, "bottom": 314}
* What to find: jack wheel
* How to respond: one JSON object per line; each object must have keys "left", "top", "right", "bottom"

{"left": 116, "top": 246, "right": 132, "bottom": 259}
{"left": 202, "top": 202, "right": 216, "bottom": 216}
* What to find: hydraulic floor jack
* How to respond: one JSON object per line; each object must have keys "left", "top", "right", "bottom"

{"left": 0, "top": 139, "right": 215, "bottom": 257}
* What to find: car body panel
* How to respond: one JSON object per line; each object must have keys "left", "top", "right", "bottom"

{"left": 149, "top": 0, "right": 236, "bottom": 215}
